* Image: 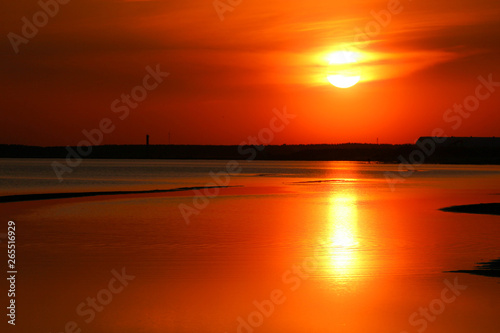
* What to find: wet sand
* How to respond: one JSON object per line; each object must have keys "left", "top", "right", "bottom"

{"left": 440, "top": 203, "right": 500, "bottom": 216}
{"left": 444, "top": 202, "right": 500, "bottom": 277}
{"left": 0, "top": 185, "right": 242, "bottom": 203}
{"left": 449, "top": 258, "right": 500, "bottom": 277}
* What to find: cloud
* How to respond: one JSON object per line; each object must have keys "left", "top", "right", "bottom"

{"left": 2, "top": 0, "right": 500, "bottom": 144}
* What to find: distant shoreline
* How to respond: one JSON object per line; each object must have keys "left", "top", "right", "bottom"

{"left": 1, "top": 143, "right": 500, "bottom": 164}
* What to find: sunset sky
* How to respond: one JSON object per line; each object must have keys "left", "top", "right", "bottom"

{"left": 2, "top": 0, "right": 500, "bottom": 146}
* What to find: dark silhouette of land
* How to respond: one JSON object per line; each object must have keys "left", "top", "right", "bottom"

{"left": 449, "top": 258, "right": 500, "bottom": 278}
{"left": 1, "top": 137, "right": 499, "bottom": 164}
{"left": 440, "top": 203, "right": 500, "bottom": 216}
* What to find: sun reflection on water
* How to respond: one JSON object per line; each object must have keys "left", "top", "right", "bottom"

{"left": 327, "top": 193, "right": 360, "bottom": 279}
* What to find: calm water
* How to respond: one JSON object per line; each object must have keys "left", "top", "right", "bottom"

{"left": 1, "top": 159, "right": 500, "bottom": 333}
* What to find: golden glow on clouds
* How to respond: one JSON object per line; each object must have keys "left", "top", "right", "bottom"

{"left": 326, "top": 50, "right": 361, "bottom": 64}
{"left": 304, "top": 47, "right": 461, "bottom": 87}
{"left": 3, "top": 0, "right": 500, "bottom": 145}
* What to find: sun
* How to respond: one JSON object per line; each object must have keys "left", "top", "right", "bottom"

{"left": 327, "top": 75, "right": 360, "bottom": 89}
{"left": 326, "top": 50, "right": 361, "bottom": 89}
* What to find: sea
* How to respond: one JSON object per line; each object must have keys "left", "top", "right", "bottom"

{"left": 0, "top": 158, "right": 499, "bottom": 333}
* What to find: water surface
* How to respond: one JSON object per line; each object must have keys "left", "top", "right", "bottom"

{"left": 1, "top": 159, "right": 499, "bottom": 333}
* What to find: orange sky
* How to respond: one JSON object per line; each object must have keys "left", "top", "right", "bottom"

{"left": 2, "top": 0, "right": 500, "bottom": 145}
